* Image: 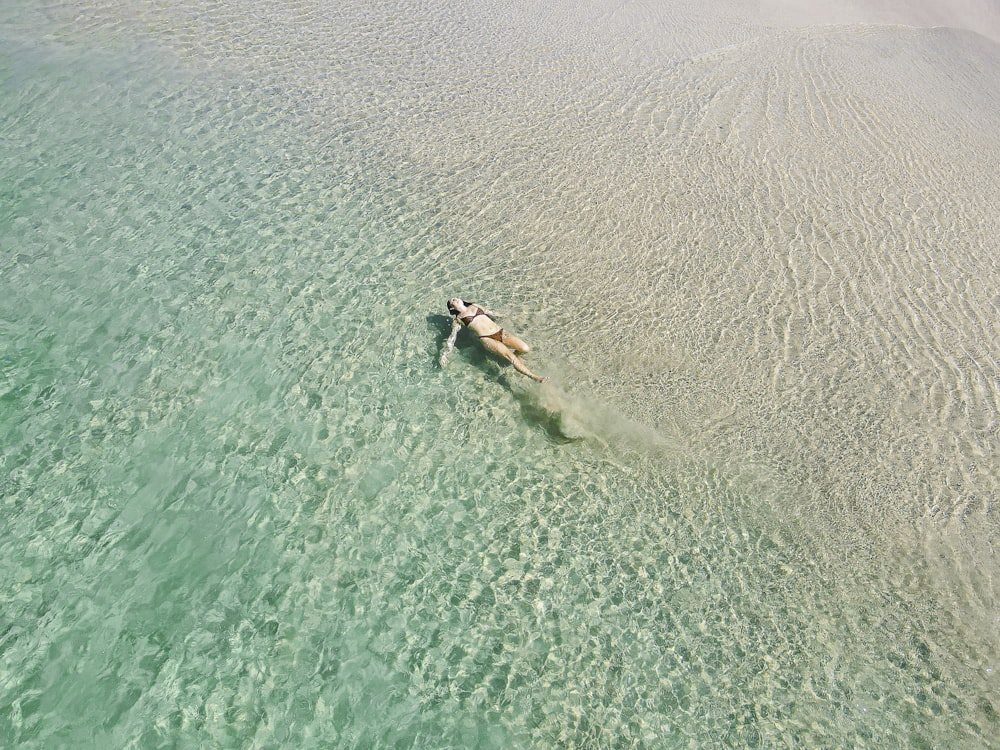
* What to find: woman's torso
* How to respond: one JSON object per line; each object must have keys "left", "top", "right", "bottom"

{"left": 459, "top": 304, "right": 501, "bottom": 338}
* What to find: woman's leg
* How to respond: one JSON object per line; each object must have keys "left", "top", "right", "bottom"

{"left": 500, "top": 330, "right": 530, "bottom": 353}
{"left": 479, "top": 337, "right": 546, "bottom": 382}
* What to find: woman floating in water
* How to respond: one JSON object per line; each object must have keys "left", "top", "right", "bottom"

{"left": 440, "top": 298, "right": 548, "bottom": 383}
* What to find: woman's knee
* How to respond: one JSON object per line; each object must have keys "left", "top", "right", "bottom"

{"left": 502, "top": 332, "right": 530, "bottom": 353}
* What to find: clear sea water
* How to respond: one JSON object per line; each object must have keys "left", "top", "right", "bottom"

{"left": 2, "top": 1, "right": 998, "bottom": 747}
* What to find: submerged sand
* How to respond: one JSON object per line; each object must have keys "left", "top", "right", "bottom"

{"left": 44, "top": 0, "right": 1000, "bottom": 735}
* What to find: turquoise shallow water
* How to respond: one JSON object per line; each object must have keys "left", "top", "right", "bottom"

{"left": 2, "top": 2, "right": 999, "bottom": 748}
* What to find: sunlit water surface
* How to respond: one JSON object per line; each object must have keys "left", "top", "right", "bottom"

{"left": 2, "top": 1, "right": 998, "bottom": 747}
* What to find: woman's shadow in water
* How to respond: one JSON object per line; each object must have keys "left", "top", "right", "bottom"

{"left": 427, "top": 313, "right": 581, "bottom": 444}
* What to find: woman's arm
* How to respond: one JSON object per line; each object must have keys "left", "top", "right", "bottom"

{"left": 439, "top": 318, "right": 462, "bottom": 367}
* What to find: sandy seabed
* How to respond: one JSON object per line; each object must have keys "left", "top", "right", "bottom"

{"left": 4, "top": 0, "right": 999, "bottom": 746}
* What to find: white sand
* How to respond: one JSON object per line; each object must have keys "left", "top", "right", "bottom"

{"left": 359, "top": 0, "right": 1000, "bottom": 659}
{"left": 761, "top": 0, "right": 1000, "bottom": 43}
